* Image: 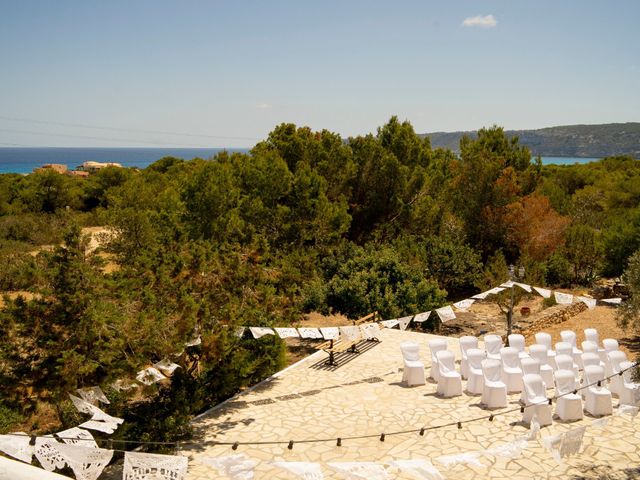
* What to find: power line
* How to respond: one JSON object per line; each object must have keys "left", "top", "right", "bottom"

{"left": 0, "top": 115, "right": 261, "bottom": 142}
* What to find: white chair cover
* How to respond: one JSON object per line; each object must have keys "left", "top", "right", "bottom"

{"left": 529, "top": 344, "right": 554, "bottom": 388}
{"left": 555, "top": 354, "right": 579, "bottom": 380}
{"left": 500, "top": 347, "right": 523, "bottom": 393}
{"left": 584, "top": 328, "right": 599, "bottom": 345}
{"left": 618, "top": 360, "right": 640, "bottom": 406}
{"left": 582, "top": 352, "right": 601, "bottom": 369}
{"left": 560, "top": 331, "right": 583, "bottom": 369}
{"left": 459, "top": 336, "right": 478, "bottom": 379}
{"left": 484, "top": 335, "right": 503, "bottom": 360}
{"left": 554, "top": 369, "right": 583, "bottom": 421}
{"left": 583, "top": 365, "right": 612, "bottom": 417}
{"left": 508, "top": 334, "right": 527, "bottom": 358}
{"left": 522, "top": 374, "right": 552, "bottom": 426}
{"left": 581, "top": 341, "right": 598, "bottom": 355}
{"left": 466, "top": 348, "right": 486, "bottom": 395}
{"left": 481, "top": 358, "right": 507, "bottom": 408}
{"left": 608, "top": 350, "right": 628, "bottom": 396}
{"left": 436, "top": 350, "right": 462, "bottom": 397}
{"left": 428, "top": 339, "right": 448, "bottom": 381}
{"left": 602, "top": 339, "right": 620, "bottom": 376}
{"left": 400, "top": 342, "right": 426, "bottom": 387}
{"left": 520, "top": 357, "right": 540, "bottom": 403}
{"left": 535, "top": 332, "right": 557, "bottom": 369}
{"left": 556, "top": 342, "right": 580, "bottom": 375}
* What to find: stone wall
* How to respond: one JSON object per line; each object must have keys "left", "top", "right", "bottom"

{"left": 519, "top": 302, "right": 588, "bottom": 337}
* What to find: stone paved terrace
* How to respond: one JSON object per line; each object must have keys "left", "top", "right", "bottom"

{"left": 183, "top": 329, "right": 640, "bottom": 479}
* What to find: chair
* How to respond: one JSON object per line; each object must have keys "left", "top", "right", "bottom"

{"left": 400, "top": 342, "right": 425, "bottom": 386}
{"left": 436, "top": 350, "right": 462, "bottom": 397}
{"left": 529, "top": 344, "right": 554, "bottom": 388}
{"left": 535, "top": 332, "right": 557, "bottom": 369}
{"left": 554, "top": 369, "right": 583, "bottom": 421}
{"left": 520, "top": 357, "right": 540, "bottom": 403}
{"left": 484, "top": 334, "right": 503, "bottom": 360}
{"left": 459, "top": 336, "right": 478, "bottom": 380}
{"left": 508, "top": 334, "right": 528, "bottom": 359}
{"left": 583, "top": 365, "right": 612, "bottom": 417}
{"left": 428, "top": 339, "right": 448, "bottom": 382}
{"left": 584, "top": 328, "right": 600, "bottom": 345}
{"left": 466, "top": 348, "right": 486, "bottom": 395}
{"left": 608, "top": 350, "right": 629, "bottom": 397}
{"left": 602, "top": 339, "right": 620, "bottom": 376}
{"left": 522, "top": 374, "right": 553, "bottom": 426}
{"left": 555, "top": 354, "right": 580, "bottom": 380}
{"left": 500, "top": 347, "right": 523, "bottom": 393}
{"left": 581, "top": 340, "right": 598, "bottom": 355}
{"left": 560, "top": 330, "right": 584, "bottom": 369}
{"left": 581, "top": 353, "right": 603, "bottom": 398}
{"left": 481, "top": 359, "right": 507, "bottom": 408}
{"left": 618, "top": 360, "right": 640, "bottom": 406}
{"left": 556, "top": 342, "right": 580, "bottom": 374}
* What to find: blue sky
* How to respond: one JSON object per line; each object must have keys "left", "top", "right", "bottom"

{"left": 0, "top": 1, "right": 638, "bottom": 147}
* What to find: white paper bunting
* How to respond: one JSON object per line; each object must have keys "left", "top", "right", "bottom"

{"left": 297, "top": 327, "right": 323, "bottom": 339}
{"left": 273, "top": 461, "right": 325, "bottom": 480}
{"left": 249, "top": 327, "right": 275, "bottom": 339}
{"left": 200, "top": 454, "right": 257, "bottom": 480}
{"left": 328, "top": 462, "right": 390, "bottom": 480}
{"left": 339, "top": 326, "right": 361, "bottom": 342}
{"left": 124, "top": 451, "right": 188, "bottom": 480}
{"left": 453, "top": 299, "right": 475, "bottom": 311}
{"left": 560, "top": 426, "right": 586, "bottom": 458}
{"left": 602, "top": 297, "right": 622, "bottom": 305}
{"left": 435, "top": 452, "right": 483, "bottom": 467}
{"left": 274, "top": 327, "right": 300, "bottom": 339}
{"left": 185, "top": 335, "right": 202, "bottom": 347}
{"left": 360, "top": 323, "right": 380, "bottom": 340}
{"left": 554, "top": 291, "right": 574, "bottom": 305}
{"left": 388, "top": 459, "right": 443, "bottom": 480}
{"left": 533, "top": 286, "right": 552, "bottom": 298}
{"left": 483, "top": 438, "right": 528, "bottom": 459}
{"left": 319, "top": 327, "right": 339, "bottom": 340}
{"left": 55, "top": 444, "right": 113, "bottom": 480}
{"left": 0, "top": 432, "right": 33, "bottom": 463}
{"left": 435, "top": 305, "right": 456, "bottom": 323}
{"left": 234, "top": 327, "right": 246, "bottom": 338}
{"left": 577, "top": 296, "right": 597, "bottom": 310}
{"left": 542, "top": 434, "right": 563, "bottom": 463}
{"left": 57, "top": 427, "right": 98, "bottom": 449}
{"left": 413, "top": 311, "right": 431, "bottom": 322}
{"left": 78, "top": 420, "right": 118, "bottom": 435}
{"left": 136, "top": 367, "right": 167, "bottom": 385}
{"left": 111, "top": 379, "right": 138, "bottom": 392}
{"left": 397, "top": 315, "right": 413, "bottom": 331}
{"left": 70, "top": 394, "right": 96, "bottom": 414}
{"left": 77, "top": 386, "right": 110, "bottom": 405}
{"left": 154, "top": 359, "right": 181, "bottom": 375}
{"left": 35, "top": 436, "right": 67, "bottom": 471}
{"left": 500, "top": 280, "right": 515, "bottom": 288}
{"left": 379, "top": 319, "right": 399, "bottom": 329}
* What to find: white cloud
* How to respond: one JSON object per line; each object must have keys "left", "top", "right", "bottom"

{"left": 462, "top": 14, "right": 497, "bottom": 28}
{"left": 256, "top": 102, "right": 272, "bottom": 109}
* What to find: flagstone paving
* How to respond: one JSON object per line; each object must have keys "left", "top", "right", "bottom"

{"left": 183, "top": 329, "right": 640, "bottom": 479}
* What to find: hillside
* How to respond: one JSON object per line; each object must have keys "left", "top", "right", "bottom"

{"left": 425, "top": 122, "right": 640, "bottom": 158}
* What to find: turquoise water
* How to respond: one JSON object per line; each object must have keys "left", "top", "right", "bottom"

{"left": 0, "top": 148, "right": 601, "bottom": 174}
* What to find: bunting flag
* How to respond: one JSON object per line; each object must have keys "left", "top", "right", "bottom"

{"left": 0, "top": 432, "right": 33, "bottom": 463}
{"left": 514, "top": 282, "right": 532, "bottom": 293}
{"left": 185, "top": 335, "right": 202, "bottom": 347}
{"left": 435, "top": 305, "right": 456, "bottom": 323}
{"left": 298, "top": 327, "right": 323, "bottom": 339}
{"left": 34, "top": 436, "right": 67, "bottom": 472}
{"left": 434, "top": 452, "right": 483, "bottom": 467}
{"left": 339, "top": 326, "right": 361, "bottom": 342}
{"left": 136, "top": 367, "right": 167, "bottom": 385}
{"left": 397, "top": 316, "right": 413, "bottom": 331}
{"left": 200, "top": 454, "right": 257, "bottom": 480}
{"left": 554, "top": 291, "right": 574, "bottom": 305}
{"left": 57, "top": 427, "right": 98, "bottom": 449}
{"left": 77, "top": 420, "right": 118, "bottom": 435}
{"left": 320, "top": 327, "right": 339, "bottom": 340}
{"left": 379, "top": 319, "right": 399, "bottom": 329}
{"left": 617, "top": 404, "right": 640, "bottom": 418}
{"left": 500, "top": 280, "right": 515, "bottom": 288}
{"left": 542, "top": 434, "right": 563, "bottom": 463}
{"left": 533, "top": 286, "right": 552, "bottom": 298}
{"left": 235, "top": 327, "right": 246, "bottom": 338}
{"left": 274, "top": 327, "right": 300, "bottom": 339}
{"left": 577, "top": 296, "right": 597, "bottom": 310}
{"left": 559, "top": 426, "right": 586, "bottom": 458}
{"left": 77, "top": 386, "right": 110, "bottom": 405}
{"left": 483, "top": 438, "right": 528, "bottom": 459}
{"left": 328, "top": 462, "right": 390, "bottom": 480}
{"left": 55, "top": 444, "right": 113, "bottom": 480}
{"left": 249, "top": 327, "right": 275, "bottom": 339}
{"left": 413, "top": 311, "right": 431, "bottom": 322}
{"left": 591, "top": 417, "right": 609, "bottom": 429}
{"left": 70, "top": 394, "right": 124, "bottom": 433}
{"left": 111, "top": 379, "right": 138, "bottom": 392}
{"left": 453, "top": 299, "right": 475, "bottom": 311}
{"left": 473, "top": 287, "right": 506, "bottom": 299}
{"left": 360, "top": 323, "right": 381, "bottom": 340}
{"left": 387, "top": 459, "right": 443, "bottom": 480}
{"left": 154, "top": 359, "right": 181, "bottom": 375}
{"left": 123, "top": 451, "right": 188, "bottom": 480}
{"left": 273, "top": 461, "right": 325, "bottom": 480}
{"left": 602, "top": 298, "right": 622, "bottom": 305}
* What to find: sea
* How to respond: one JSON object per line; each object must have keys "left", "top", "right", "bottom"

{"left": 0, "top": 148, "right": 600, "bottom": 174}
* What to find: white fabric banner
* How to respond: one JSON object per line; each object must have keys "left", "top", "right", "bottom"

{"left": 602, "top": 298, "right": 622, "bottom": 305}
{"left": 123, "top": 451, "right": 188, "bottom": 480}
{"left": 320, "top": 327, "right": 340, "bottom": 340}
{"left": 0, "top": 432, "right": 33, "bottom": 463}
{"left": 297, "top": 327, "right": 323, "bottom": 339}
{"left": 554, "top": 291, "right": 574, "bottom": 305}
{"left": 55, "top": 444, "right": 113, "bottom": 480}
{"left": 35, "top": 436, "right": 67, "bottom": 472}
{"left": 136, "top": 367, "right": 167, "bottom": 385}
{"left": 77, "top": 386, "right": 110, "bottom": 405}
{"left": 453, "top": 299, "right": 475, "bottom": 311}
{"left": 328, "top": 462, "right": 390, "bottom": 480}
{"left": 387, "top": 459, "right": 443, "bottom": 480}
{"left": 577, "top": 296, "right": 597, "bottom": 310}
{"left": 273, "top": 461, "right": 325, "bottom": 480}
{"left": 533, "top": 286, "right": 552, "bottom": 298}
{"left": 435, "top": 452, "right": 483, "bottom": 467}
{"left": 360, "top": 323, "right": 380, "bottom": 340}
{"left": 57, "top": 427, "right": 98, "bottom": 449}
{"left": 249, "top": 327, "right": 275, "bottom": 339}
{"left": 500, "top": 280, "right": 515, "bottom": 288}
{"left": 154, "top": 359, "right": 181, "bottom": 375}
{"left": 514, "top": 282, "right": 532, "bottom": 293}
{"left": 200, "top": 454, "right": 257, "bottom": 480}
{"left": 435, "top": 305, "right": 456, "bottom": 323}
{"left": 274, "top": 327, "right": 300, "bottom": 339}
{"left": 397, "top": 315, "right": 413, "bottom": 331}
{"left": 413, "top": 311, "right": 431, "bottom": 322}
{"left": 559, "top": 426, "right": 586, "bottom": 458}
{"left": 379, "top": 319, "right": 399, "bottom": 329}
{"left": 339, "top": 326, "right": 361, "bottom": 342}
